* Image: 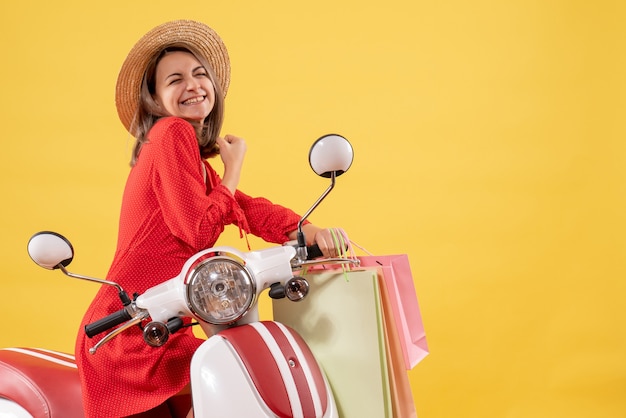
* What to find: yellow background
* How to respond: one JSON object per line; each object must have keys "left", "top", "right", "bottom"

{"left": 1, "top": 1, "right": 625, "bottom": 417}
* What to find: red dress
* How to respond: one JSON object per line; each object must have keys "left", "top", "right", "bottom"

{"left": 75, "top": 117, "right": 303, "bottom": 417}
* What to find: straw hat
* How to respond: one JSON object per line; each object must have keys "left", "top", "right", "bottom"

{"left": 115, "top": 19, "right": 230, "bottom": 134}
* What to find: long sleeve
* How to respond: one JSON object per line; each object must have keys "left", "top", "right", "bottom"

{"left": 202, "top": 156, "right": 304, "bottom": 245}
{"left": 234, "top": 189, "right": 302, "bottom": 244}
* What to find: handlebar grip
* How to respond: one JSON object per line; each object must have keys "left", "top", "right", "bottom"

{"left": 306, "top": 244, "right": 323, "bottom": 260}
{"left": 85, "top": 309, "right": 132, "bottom": 338}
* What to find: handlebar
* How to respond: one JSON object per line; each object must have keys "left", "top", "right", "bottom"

{"left": 85, "top": 309, "right": 132, "bottom": 338}
{"left": 306, "top": 244, "right": 323, "bottom": 260}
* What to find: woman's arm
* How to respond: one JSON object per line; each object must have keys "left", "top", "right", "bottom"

{"left": 149, "top": 118, "right": 249, "bottom": 250}
{"left": 215, "top": 134, "right": 246, "bottom": 195}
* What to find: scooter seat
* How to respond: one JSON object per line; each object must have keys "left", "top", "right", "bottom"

{"left": 0, "top": 347, "right": 84, "bottom": 418}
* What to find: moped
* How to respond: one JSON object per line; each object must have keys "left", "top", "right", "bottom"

{"left": 0, "top": 134, "right": 356, "bottom": 418}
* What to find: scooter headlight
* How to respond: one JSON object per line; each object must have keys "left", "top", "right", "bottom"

{"left": 185, "top": 254, "right": 255, "bottom": 325}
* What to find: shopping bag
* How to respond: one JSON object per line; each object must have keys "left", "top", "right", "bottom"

{"left": 273, "top": 268, "right": 416, "bottom": 418}
{"left": 378, "top": 271, "right": 418, "bottom": 418}
{"left": 358, "top": 254, "right": 428, "bottom": 370}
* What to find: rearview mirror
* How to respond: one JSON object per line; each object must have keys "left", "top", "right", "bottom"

{"left": 27, "top": 231, "right": 74, "bottom": 270}
{"left": 309, "top": 134, "right": 354, "bottom": 178}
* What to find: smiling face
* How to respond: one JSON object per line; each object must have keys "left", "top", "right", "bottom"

{"left": 152, "top": 50, "right": 216, "bottom": 123}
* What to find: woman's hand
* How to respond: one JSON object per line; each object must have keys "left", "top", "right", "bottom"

{"left": 291, "top": 224, "right": 349, "bottom": 258}
{"left": 217, "top": 134, "right": 246, "bottom": 194}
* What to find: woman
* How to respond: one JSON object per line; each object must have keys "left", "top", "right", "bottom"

{"left": 75, "top": 20, "right": 345, "bottom": 418}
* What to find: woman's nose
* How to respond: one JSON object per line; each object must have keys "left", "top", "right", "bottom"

{"left": 186, "top": 78, "right": 202, "bottom": 91}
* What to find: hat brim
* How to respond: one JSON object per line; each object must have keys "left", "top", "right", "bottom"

{"left": 115, "top": 20, "right": 230, "bottom": 134}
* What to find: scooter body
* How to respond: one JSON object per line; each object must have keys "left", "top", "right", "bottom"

{"left": 191, "top": 322, "right": 337, "bottom": 418}
{"left": 0, "top": 246, "right": 337, "bottom": 418}
{"left": 0, "top": 323, "right": 338, "bottom": 418}
{"left": 131, "top": 244, "right": 338, "bottom": 417}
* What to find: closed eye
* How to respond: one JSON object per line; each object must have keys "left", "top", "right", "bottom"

{"left": 165, "top": 72, "right": 183, "bottom": 85}
{"left": 193, "top": 65, "right": 208, "bottom": 77}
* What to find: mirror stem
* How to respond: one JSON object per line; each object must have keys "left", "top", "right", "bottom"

{"left": 296, "top": 171, "right": 337, "bottom": 260}
{"left": 57, "top": 264, "right": 131, "bottom": 306}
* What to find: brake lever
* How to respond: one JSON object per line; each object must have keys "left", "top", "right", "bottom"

{"left": 89, "top": 311, "right": 150, "bottom": 355}
{"left": 292, "top": 257, "right": 360, "bottom": 270}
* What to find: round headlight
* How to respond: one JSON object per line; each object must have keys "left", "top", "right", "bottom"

{"left": 185, "top": 255, "right": 255, "bottom": 325}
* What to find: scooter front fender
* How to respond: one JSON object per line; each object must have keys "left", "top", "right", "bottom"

{"left": 190, "top": 321, "right": 337, "bottom": 418}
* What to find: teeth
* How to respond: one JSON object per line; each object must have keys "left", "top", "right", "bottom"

{"left": 183, "top": 96, "right": 204, "bottom": 105}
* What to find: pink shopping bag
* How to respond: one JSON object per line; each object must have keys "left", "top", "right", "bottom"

{"left": 358, "top": 254, "right": 428, "bottom": 370}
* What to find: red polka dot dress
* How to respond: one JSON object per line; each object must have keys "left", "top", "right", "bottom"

{"left": 75, "top": 117, "right": 303, "bottom": 417}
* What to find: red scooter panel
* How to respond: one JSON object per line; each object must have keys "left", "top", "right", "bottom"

{"left": 220, "top": 321, "right": 329, "bottom": 418}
